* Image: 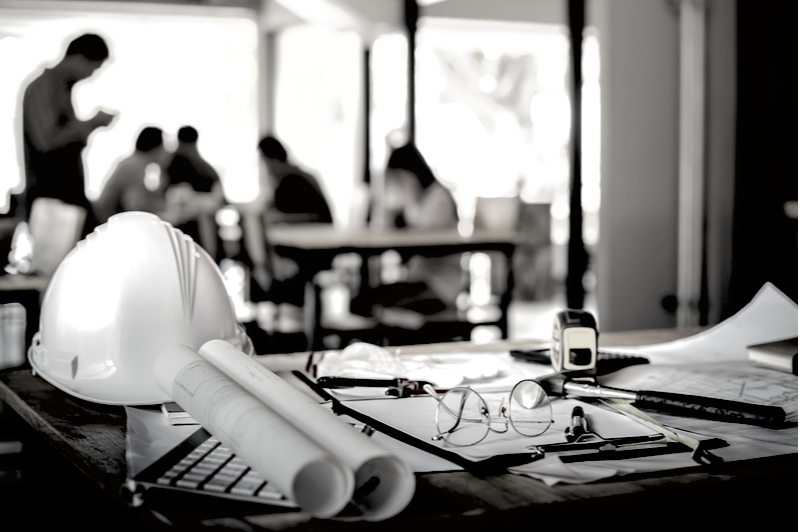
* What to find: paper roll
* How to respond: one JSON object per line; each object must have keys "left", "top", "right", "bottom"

{"left": 198, "top": 339, "right": 416, "bottom": 521}
{"left": 154, "top": 346, "right": 353, "bottom": 518}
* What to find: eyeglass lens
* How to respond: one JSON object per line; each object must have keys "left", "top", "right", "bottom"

{"left": 435, "top": 388, "right": 490, "bottom": 446}
{"left": 508, "top": 380, "right": 552, "bottom": 437}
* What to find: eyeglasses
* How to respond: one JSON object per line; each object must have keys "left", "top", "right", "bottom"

{"left": 423, "top": 380, "right": 553, "bottom": 447}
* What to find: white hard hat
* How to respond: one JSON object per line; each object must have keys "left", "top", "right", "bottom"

{"left": 28, "top": 212, "right": 252, "bottom": 405}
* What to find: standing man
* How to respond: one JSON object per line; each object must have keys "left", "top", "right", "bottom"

{"left": 21, "top": 33, "right": 116, "bottom": 236}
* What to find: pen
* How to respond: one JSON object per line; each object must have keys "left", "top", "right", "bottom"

{"left": 385, "top": 386, "right": 451, "bottom": 398}
{"left": 316, "top": 376, "right": 434, "bottom": 390}
{"left": 564, "top": 406, "right": 588, "bottom": 442}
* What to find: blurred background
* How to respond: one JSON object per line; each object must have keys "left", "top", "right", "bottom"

{"left": 0, "top": 0, "right": 795, "bottom": 363}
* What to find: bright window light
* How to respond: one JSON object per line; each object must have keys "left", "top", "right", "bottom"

{"left": 274, "top": 25, "right": 363, "bottom": 228}
{"left": 371, "top": 33, "right": 408, "bottom": 156}
{"left": 414, "top": 18, "right": 601, "bottom": 283}
{"left": 416, "top": 18, "right": 571, "bottom": 204}
{"left": 0, "top": 3, "right": 261, "bottom": 213}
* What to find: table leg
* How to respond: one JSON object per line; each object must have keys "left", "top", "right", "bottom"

{"left": 498, "top": 246, "right": 516, "bottom": 339}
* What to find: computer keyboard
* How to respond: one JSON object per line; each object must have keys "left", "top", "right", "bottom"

{"left": 132, "top": 428, "right": 295, "bottom": 507}
{"left": 154, "top": 434, "right": 285, "bottom": 500}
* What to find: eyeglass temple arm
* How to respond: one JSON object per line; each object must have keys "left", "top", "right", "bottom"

{"left": 423, "top": 384, "right": 470, "bottom": 436}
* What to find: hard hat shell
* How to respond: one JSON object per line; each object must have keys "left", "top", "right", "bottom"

{"left": 28, "top": 212, "right": 252, "bottom": 405}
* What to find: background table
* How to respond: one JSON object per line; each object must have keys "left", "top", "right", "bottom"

{"left": 0, "top": 328, "right": 795, "bottom": 530}
{"left": 266, "top": 224, "right": 521, "bottom": 349}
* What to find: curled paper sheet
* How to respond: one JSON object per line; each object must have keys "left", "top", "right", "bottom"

{"left": 198, "top": 339, "right": 416, "bottom": 521}
{"left": 154, "top": 341, "right": 416, "bottom": 521}
{"left": 154, "top": 346, "right": 353, "bottom": 518}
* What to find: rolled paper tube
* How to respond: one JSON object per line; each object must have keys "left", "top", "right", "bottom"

{"left": 154, "top": 346, "right": 353, "bottom": 518}
{"left": 198, "top": 339, "right": 416, "bottom": 521}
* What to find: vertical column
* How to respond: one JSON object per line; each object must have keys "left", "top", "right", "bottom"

{"left": 567, "top": 0, "right": 587, "bottom": 309}
{"left": 263, "top": 31, "right": 277, "bottom": 133}
{"left": 363, "top": 46, "right": 372, "bottom": 186}
{"left": 677, "top": 0, "right": 707, "bottom": 327}
{"left": 403, "top": 0, "right": 418, "bottom": 143}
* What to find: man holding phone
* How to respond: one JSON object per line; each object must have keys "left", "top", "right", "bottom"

{"left": 21, "top": 33, "right": 117, "bottom": 237}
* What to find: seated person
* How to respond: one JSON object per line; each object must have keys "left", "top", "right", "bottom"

{"left": 257, "top": 135, "right": 332, "bottom": 224}
{"left": 163, "top": 126, "right": 224, "bottom": 256}
{"left": 382, "top": 143, "right": 457, "bottom": 230}
{"left": 165, "top": 125, "right": 221, "bottom": 194}
{"left": 352, "top": 143, "right": 464, "bottom": 317}
{"left": 249, "top": 135, "right": 333, "bottom": 315}
{"left": 93, "top": 126, "right": 167, "bottom": 224}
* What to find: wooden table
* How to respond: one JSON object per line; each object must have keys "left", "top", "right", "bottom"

{"left": 266, "top": 224, "right": 521, "bottom": 349}
{"left": 0, "top": 328, "right": 795, "bottom": 530}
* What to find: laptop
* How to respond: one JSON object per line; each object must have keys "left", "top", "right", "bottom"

{"left": 130, "top": 427, "right": 297, "bottom": 508}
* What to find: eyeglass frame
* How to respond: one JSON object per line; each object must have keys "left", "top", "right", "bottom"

{"left": 422, "top": 379, "right": 554, "bottom": 447}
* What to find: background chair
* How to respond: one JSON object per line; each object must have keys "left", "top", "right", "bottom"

{"left": 28, "top": 198, "right": 86, "bottom": 278}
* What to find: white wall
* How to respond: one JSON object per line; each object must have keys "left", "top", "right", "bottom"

{"left": 593, "top": 0, "right": 737, "bottom": 332}
{"left": 704, "top": 0, "right": 736, "bottom": 324}
{"left": 594, "top": 0, "right": 681, "bottom": 332}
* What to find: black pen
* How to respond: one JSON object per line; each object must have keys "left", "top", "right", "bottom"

{"left": 565, "top": 406, "right": 589, "bottom": 442}
{"left": 316, "top": 376, "right": 433, "bottom": 389}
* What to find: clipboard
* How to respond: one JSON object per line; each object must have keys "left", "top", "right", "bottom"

{"left": 293, "top": 371, "right": 707, "bottom": 473}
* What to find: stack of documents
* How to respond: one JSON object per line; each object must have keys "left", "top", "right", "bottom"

{"left": 160, "top": 402, "right": 197, "bottom": 425}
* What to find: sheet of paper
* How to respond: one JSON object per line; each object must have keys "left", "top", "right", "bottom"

{"left": 343, "top": 394, "right": 716, "bottom": 485}
{"left": 511, "top": 456, "right": 629, "bottom": 486}
{"left": 598, "top": 363, "right": 798, "bottom": 458}
{"left": 591, "top": 283, "right": 798, "bottom": 469}
{"left": 516, "top": 452, "right": 701, "bottom": 486}
{"left": 315, "top": 343, "right": 535, "bottom": 399}
{"left": 603, "top": 282, "right": 798, "bottom": 365}
{"left": 600, "top": 362, "right": 798, "bottom": 421}
{"left": 346, "top": 396, "right": 662, "bottom": 460}
{"left": 331, "top": 409, "right": 462, "bottom": 474}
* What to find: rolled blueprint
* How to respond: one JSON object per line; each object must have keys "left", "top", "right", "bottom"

{"left": 198, "top": 339, "right": 416, "bottom": 521}
{"left": 154, "top": 346, "right": 353, "bottom": 518}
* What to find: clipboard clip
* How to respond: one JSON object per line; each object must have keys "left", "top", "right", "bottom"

{"left": 527, "top": 433, "right": 670, "bottom": 458}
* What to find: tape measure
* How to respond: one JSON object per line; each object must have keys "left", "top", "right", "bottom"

{"left": 551, "top": 309, "right": 598, "bottom": 377}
